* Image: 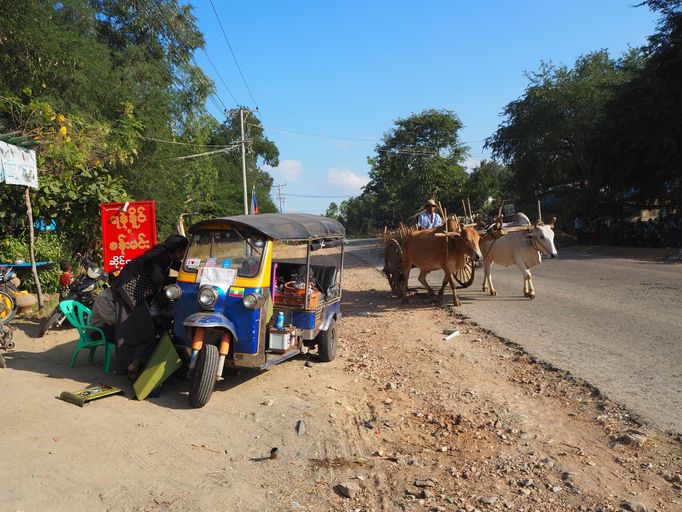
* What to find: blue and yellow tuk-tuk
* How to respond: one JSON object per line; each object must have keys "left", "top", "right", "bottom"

{"left": 165, "top": 213, "right": 345, "bottom": 408}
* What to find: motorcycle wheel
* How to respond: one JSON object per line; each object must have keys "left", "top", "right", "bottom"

{"left": 0, "top": 289, "right": 16, "bottom": 325}
{"left": 188, "top": 344, "right": 219, "bottom": 408}
{"left": 38, "top": 308, "right": 64, "bottom": 337}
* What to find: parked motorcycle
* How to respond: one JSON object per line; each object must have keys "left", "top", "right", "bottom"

{"left": 0, "top": 265, "right": 19, "bottom": 326}
{"left": 0, "top": 266, "right": 20, "bottom": 367}
{"left": 38, "top": 261, "right": 107, "bottom": 337}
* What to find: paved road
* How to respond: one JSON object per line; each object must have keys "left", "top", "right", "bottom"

{"left": 346, "top": 239, "right": 682, "bottom": 434}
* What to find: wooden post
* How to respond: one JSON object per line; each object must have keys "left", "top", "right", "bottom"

{"left": 25, "top": 187, "right": 43, "bottom": 309}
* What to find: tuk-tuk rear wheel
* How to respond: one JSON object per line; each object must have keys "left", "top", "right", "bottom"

{"left": 189, "top": 344, "right": 219, "bottom": 408}
{"left": 316, "top": 318, "right": 337, "bottom": 362}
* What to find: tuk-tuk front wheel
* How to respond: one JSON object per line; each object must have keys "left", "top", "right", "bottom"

{"left": 316, "top": 318, "right": 337, "bottom": 362}
{"left": 189, "top": 344, "right": 219, "bottom": 408}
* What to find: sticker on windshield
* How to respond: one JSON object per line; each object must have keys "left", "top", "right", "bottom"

{"left": 205, "top": 258, "right": 217, "bottom": 268}
{"left": 221, "top": 259, "right": 232, "bottom": 268}
{"left": 185, "top": 258, "right": 201, "bottom": 268}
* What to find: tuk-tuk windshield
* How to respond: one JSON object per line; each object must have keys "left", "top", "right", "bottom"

{"left": 184, "top": 228, "right": 265, "bottom": 277}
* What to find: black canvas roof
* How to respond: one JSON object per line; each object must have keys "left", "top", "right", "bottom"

{"left": 188, "top": 213, "right": 345, "bottom": 241}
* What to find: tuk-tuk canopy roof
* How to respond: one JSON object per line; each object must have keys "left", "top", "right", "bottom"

{"left": 189, "top": 213, "right": 345, "bottom": 241}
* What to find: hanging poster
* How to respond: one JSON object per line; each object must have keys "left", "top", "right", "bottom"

{"left": 101, "top": 201, "right": 157, "bottom": 273}
{"left": 0, "top": 141, "right": 38, "bottom": 188}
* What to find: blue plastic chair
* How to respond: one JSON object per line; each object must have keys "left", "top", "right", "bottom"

{"left": 59, "top": 299, "right": 114, "bottom": 373}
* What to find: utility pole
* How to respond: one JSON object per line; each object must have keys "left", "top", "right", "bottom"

{"left": 239, "top": 109, "right": 248, "bottom": 215}
{"left": 273, "top": 184, "right": 286, "bottom": 213}
{"left": 237, "top": 107, "right": 259, "bottom": 215}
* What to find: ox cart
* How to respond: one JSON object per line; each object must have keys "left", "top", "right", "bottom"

{"left": 382, "top": 217, "right": 533, "bottom": 298}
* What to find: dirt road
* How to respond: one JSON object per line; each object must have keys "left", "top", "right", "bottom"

{"left": 346, "top": 239, "right": 682, "bottom": 435}
{"left": 2, "top": 255, "right": 681, "bottom": 511}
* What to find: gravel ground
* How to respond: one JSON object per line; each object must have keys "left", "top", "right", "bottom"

{"left": 1, "top": 253, "right": 680, "bottom": 511}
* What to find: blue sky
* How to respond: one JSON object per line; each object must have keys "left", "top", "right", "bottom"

{"left": 190, "top": 0, "right": 659, "bottom": 214}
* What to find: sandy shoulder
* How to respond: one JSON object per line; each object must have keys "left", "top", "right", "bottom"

{"left": 1, "top": 255, "right": 680, "bottom": 512}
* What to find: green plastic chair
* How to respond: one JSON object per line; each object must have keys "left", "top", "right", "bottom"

{"left": 59, "top": 299, "right": 114, "bottom": 373}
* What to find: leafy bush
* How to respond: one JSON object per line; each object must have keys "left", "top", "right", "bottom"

{"left": 0, "top": 233, "right": 70, "bottom": 294}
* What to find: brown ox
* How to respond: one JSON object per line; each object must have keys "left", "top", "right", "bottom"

{"left": 400, "top": 221, "right": 483, "bottom": 306}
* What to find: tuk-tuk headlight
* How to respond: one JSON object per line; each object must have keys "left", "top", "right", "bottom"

{"left": 242, "top": 292, "right": 265, "bottom": 310}
{"left": 197, "top": 286, "right": 219, "bottom": 309}
{"left": 164, "top": 284, "right": 182, "bottom": 301}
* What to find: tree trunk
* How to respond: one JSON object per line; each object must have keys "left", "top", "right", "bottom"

{"left": 25, "top": 187, "right": 43, "bottom": 309}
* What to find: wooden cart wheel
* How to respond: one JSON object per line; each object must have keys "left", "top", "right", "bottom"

{"left": 383, "top": 239, "right": 405, "bottom": 296}
{"left": 455, "top": 256, "right": 476, "bottom": 288}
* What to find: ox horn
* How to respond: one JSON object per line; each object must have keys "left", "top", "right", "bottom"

{"left": 548, "top": 216, "right": 556, "bottom": 228}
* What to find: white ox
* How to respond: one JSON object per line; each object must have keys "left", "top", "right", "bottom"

{"left": 480, "top": 213, "right": 558, "bottom": 299}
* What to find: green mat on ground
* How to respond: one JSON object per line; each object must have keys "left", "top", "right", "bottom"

{"left": 59, "top": 384, "right": 123, "bottom": 407}
{"left": 133, "top": 333, "right": 182, "bottom": 401}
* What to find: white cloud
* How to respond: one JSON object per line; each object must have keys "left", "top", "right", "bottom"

{"left": 326, "top": 168, "right": 369, "bottom": 194}
{"left": 264, "top": 159, "right": 303, "bottom": 181}
{"left": 463, "top": 158, "right": 480, "bottom": 173}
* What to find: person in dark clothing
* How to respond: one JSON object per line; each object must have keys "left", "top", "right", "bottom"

{"left": 112, "top": 234, "right": 189, "bottom": 378}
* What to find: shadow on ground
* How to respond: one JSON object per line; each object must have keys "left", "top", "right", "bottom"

{"left": 2, "top": 319, "right": 285, "bottom": 411}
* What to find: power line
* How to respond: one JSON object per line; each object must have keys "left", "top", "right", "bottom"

{"left": 170, "top": 144, "right": 241, "bottom": 160}
{"left": 201, "top": 48, "right": 240, "bottom": 105}
{"left": 286, "top": 193, "right": 354, "bottom": 198}
{"left": 208, "top": 0, "right": 259, "bottom": 110}
{"left": 253, "top": 123, "right": 377, "bottom": 142}
{"left": 253, "top": 122, "right": 546, "bottom": 149}
{"left": 119, "top": 131, "right": 238, "bottom": 148}
{"left": 148, "top": 0, "right": 233, "bottom": 112}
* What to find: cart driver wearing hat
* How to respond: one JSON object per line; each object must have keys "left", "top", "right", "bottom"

{"left": 416, "top": 199, "right": 443, "bottom": 230}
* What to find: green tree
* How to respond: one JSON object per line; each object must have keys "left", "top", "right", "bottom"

{"left": 338, "top": 194, "right": 378, "bottom": 237}
{"left": 0, "top": 97, "right": 138, "bottom": 255}
{"left": 602, "top": 0, "right": 682, "bottom": 206}
{"left": 359, "top": 109, "right": 469, "bottom": 231}
{"left": 486, "top": 50, "right": 644, "bottom": 217}
{"left": 205, "top": 110, "right": 279, "bottom": 218}
{"left": 324, "top": 202, "right": 341, "bottom": 220}
{"left": 467, "top": 160, "right": 513, "bottom": 220}
{"left": 0, "top": 1, "right": 283, "bottom": 252}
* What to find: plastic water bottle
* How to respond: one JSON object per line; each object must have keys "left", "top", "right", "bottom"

{"left": 275, "top": 311, "right": 284, "bottom": 330}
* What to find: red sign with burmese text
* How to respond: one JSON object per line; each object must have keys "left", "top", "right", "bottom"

{"left": 101, "top": 201, "right": 157, "bottom": 273}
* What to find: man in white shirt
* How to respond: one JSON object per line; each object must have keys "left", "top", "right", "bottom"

{"left": 416, "top": 199, "right": 443, "bottom": 229}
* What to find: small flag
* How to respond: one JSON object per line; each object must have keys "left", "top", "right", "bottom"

{"left": 250, "top": 186, "right": 259, "bottom": 214}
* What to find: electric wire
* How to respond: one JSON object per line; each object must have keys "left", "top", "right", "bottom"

{"left": 252, "top": 123, "right": 377, "bottom": 142}
{"left": 170, "top": 144, "right": 241, "bottom": 160}
{"left": 148, "top": 0, "right": 233, "bottom": 112}
{"left": 208, "top": 0, "right": 259, "bottom": 110}
{"left": 111, "top": 129, "right": 238, "bottom": 148}
{"left": 137, "top": 0, "right": 226, "bottom": 118}
{"left": 201, "top": 49, "right": 240, "bottom": 105}
{"left": 252, "top": 122, "right": 541, "bottom": 149}
{"left": 285, "top": 193, "right": 355, "bottom": 198}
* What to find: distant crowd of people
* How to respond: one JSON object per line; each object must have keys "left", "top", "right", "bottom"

{"left": 573, "top": 214, "right": 682, "bottom": 248}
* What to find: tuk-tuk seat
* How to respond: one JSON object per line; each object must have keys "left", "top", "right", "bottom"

{"left": 311, "top": 265, "right": 338, "bottom": 297}
{"left": 273, "top": 262, "right": 338, "bottom": 299}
